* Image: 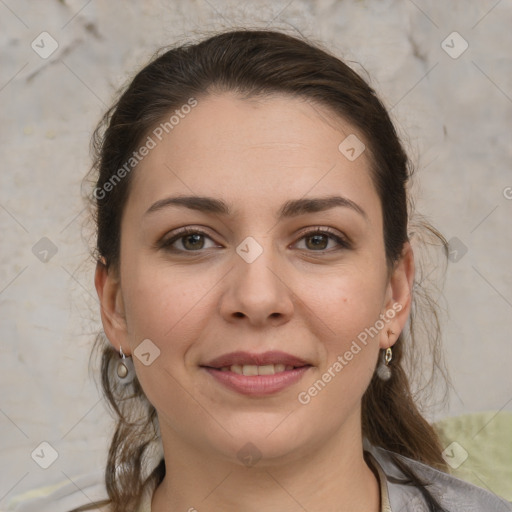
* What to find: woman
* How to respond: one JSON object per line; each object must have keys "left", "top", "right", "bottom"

{"left": 66, "top": 29, "right": 512, "bottom": 512}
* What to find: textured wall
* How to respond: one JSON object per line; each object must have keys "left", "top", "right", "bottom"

{"left": 1, "top": 0, "right": 511, "bottom": 504}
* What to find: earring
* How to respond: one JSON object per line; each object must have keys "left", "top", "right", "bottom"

{"left": 376, "top": 347, "right": 393, "bottom": 381}
{"left": 377, "top": 329, "right": 394, "bottom": 381}
{"left": 117, "top": 346, "right": 135, "bottom": 384}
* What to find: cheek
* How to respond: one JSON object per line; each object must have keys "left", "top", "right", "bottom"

{"left": 120, "top": 260, "right": 216, "bottom": 426}
{"left": 122, "top": 260, "right": 215, "bottom": 351}
{"left": 302, "top": 267, "right": 386, "bottom": 341}
{"left": 296, "top": 270, "right": 385, "bottom": 393}
{"left": 296, "top": 302, "right": 381, "bottom": 426}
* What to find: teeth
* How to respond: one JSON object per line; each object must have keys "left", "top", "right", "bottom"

{"left": 242, "top": 364, "right": 258, "bottom": 376}
{"left": 219, "top": 363, "right": 296, "bottom": 375}
{"left": 258, "top": 364, "right": 279, "bottom": 375}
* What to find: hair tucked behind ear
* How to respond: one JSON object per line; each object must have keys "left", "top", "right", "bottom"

{"left": 74, "top": 28, "right": 452, "bottom": 512}
{"left": 362, "top": 230, "right": 449, "bottom": 472}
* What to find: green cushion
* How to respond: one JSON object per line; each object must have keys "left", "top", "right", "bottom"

{"left": 434, "top": 410, "right": 512, "bottom": 501}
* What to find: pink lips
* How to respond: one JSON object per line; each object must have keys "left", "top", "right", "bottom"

{"left": 200, "top": 350, "right": 312, "bottom": 396}
{"left": 202, "top": 366, "right": 311, "bottom": 396}
{"left": 202, "top": 350, "right": 310, "bottom": 369}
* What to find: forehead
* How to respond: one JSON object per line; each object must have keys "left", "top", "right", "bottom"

{"left": 126, "top": 92, "right": 380, "bottom": 224}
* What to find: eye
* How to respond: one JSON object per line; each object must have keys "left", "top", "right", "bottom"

{"left": 294, "top": 228, "right": 350, "bottom": 252}
{"left": 158, "top": 228, "right": 220, "bottom": 252}
{"left": 157, "top": 226, "right": 351, "bottom": 254}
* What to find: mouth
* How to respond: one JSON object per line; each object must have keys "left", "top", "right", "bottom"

{"left": 200, "top": 365, "right": 312, "bottom": 396}
{"left": 201, "top": 363, "right": 312, "bottom": 375}
{"left": 199, "top": 350, "right": 313, "bottom": 396}
{"left": 201, "top": 350, "right": 311, "bottom": 370}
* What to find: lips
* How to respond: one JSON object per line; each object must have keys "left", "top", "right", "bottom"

{"left": 201, "top": 350, "right": 311, "bottom": 369}
{"left": 203, "top": 365, "right": 311, "bottom": 396}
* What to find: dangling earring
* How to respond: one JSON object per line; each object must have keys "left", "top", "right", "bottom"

{"left": 117, "top": 346, "right": 135, "bottom": 384}
{"left": 377, "top": 347, "right": 392, "bottom": 381}
{"left": 377, "top": 330, "right": 394, "bottom": 381}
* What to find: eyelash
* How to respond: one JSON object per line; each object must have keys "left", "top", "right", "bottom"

{"left": 157, "top": 226, "right": 351, "bottom": 254}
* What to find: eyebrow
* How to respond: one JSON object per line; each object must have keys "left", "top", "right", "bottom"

{"left": 145, "top": 194, "right": 368, "bottom": 221}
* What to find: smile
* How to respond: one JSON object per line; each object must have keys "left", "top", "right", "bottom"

{"left": 219, "top": 363, "right": 300, "bottom": 375}
{"left": 201, "top": 365, "right": 312, "bottom": 396}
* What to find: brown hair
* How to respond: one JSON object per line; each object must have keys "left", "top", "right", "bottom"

{"left": 76, "top": 29, "right": 450, "bottom": 512}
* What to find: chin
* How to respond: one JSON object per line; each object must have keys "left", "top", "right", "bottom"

{"left": 204, "top": 416, "right": 313, "bottom": 466}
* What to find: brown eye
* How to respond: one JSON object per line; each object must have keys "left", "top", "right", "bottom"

{"left": 295, "top": 228, "right": 350, "bottom": 252}
{"left": 159, "top": 229, "right": 219, "bottom": 252}
{"left": 305, "top": 233, "right": 329, "bottom": 250}
{"left": 181, "top": 233, "right": 205, "bottom": 250}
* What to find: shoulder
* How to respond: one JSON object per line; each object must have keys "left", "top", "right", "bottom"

{"left": 368, "top": 444, "right": 512, "bottom": 512}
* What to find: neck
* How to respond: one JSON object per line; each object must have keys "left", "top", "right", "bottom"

{"left": 151, "top": 414, "right": 380, "bottom": 512}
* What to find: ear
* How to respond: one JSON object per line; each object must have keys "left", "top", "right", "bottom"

{"left": 94, "top": 259, "right": 129, "bottom": 354}
{"left": 379, "top": 241, "right": 415, "bottom": 349}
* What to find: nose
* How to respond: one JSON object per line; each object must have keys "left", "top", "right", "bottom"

{"left": 219, "top": 237, "right": 294, "bottom": 327}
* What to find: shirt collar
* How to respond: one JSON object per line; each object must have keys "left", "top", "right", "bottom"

{"left": 365, "top": 449, "right": 393, "bottom": 512}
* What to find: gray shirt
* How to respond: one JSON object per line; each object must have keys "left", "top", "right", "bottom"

{"left": 365, "top": 443, "right": 512, "bottom": 511}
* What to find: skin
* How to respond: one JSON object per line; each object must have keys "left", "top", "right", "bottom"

{"left": 95, "top": 92, "right": 415, "bottom": 512}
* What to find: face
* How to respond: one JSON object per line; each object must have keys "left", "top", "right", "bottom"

{"left": 96, "top": 92, "right": 414, "bottom": 466}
